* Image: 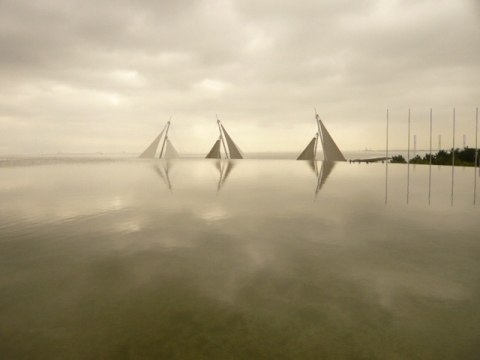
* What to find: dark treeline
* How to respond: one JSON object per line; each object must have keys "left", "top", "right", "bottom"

{"left": 390, "top": 147, "right": 480, "bottom": 166}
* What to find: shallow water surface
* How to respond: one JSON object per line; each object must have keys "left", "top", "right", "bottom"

{"left": 0, "top": 158, "right": 479, "bottom": 359}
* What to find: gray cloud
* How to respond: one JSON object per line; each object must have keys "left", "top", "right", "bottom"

{"left": 1, "top": 0, "right": 479, "bottom": 154}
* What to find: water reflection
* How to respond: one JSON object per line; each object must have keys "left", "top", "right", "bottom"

{"left": 475, "top": 167, "right": 478, "bottom": 205}
{"left": 153, "top": 160, "right": 173, "bottom": 191}
{"left": 407, "top": 161, "right": 410, "bottom": 204}
{"left": 305, "top": 160, "right": 337, "bottom": 201}
{"left": 215, "top": 159, "right": 236, "bottom": 192}
{"left": 428, "top": 160, "right": 432, "bottom": 205}
{"left": 0, "top": 158, "right": 479, "bottom": 359}
{"left": 451, "top": 163, "right": 455, "bottom": 206}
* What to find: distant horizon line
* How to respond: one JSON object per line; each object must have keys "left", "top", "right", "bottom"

{"left": 2, "top": 148, "right": 474, "bottom": 157}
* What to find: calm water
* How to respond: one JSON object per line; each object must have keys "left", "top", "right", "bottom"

{"left": 1, "top": 157, "right": 479, "bottom": 359}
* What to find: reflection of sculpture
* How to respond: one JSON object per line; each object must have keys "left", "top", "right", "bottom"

{"left": 215, "top": 160, "right": 236, "bottom": 192}
{"left": 154, "top": 160, "right": 173, "bottom": 191}
{"left": 307, "top": 160, "right": 336, "bottom": 200}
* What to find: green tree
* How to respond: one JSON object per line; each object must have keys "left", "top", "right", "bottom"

{"left": 390, "top": 155, "right": 406, "bottom": 163}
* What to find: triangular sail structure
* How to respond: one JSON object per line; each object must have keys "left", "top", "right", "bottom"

{"left": 317, "top": 115, "right": 346, "bottom": 161}
{"left": 138, "top": 121, "right": 180, "bottom": 159}
{"left": 205, "top": 117, "right": 244, "bottom": 159}
{"left": 164, "top": 139, "right": 179, "bottom": 159}
{"left": 221, "top": 125, "right": 243, "bottom": 159}
{"left": 297, "top": 137, "right": 317, "bottom": 160}
{"left": 139, "top": 127, "right": 166, "bottom": 158}
{"left": 206, "top": 139, "right": 222, "bottom": 159}
{"left": 297, "top": 112, "right": 346, "bottom": 162}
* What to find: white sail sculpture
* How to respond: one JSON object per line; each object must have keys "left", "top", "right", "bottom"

{"left": 206, "top": 139, "right": 222, "bottom": 159}
{"left": 297, "top": 112, "right": 346, "bottom": 162}
{"left": 205, "top": 117, "right": 243, "bottom": 159}
{"left": 138, "top": 121, "right": 180, "bottom": 159}
{"left": 164, "top": 139, "right": 179, "bottom": 159}
{"left": 297, "top": 137, "right": 317, "bottom": 160}
{"left": 139, "top": 127, "right": 166, "bottom": 158}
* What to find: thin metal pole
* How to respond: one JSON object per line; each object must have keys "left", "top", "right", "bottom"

{"left": 217, "top": 115, "right": 229, "bottom": 159}
{"left": 385, "top": 109, "right": 388, "bottom": 204}
{"left": 451, "top": 108, "right": 455, "bottom": 206}
{"left": 475, "top": 107, "right": 478, "bottom": 205}
{"left": 429, "top": 109, "right": 433, "bottom": 164}
{"left": 408, "top": 109, "right": 411, "bottom": 163}
{"left": 452, "top": 108, "right": 456, "bottom": 165}
{"left": 407, "top": 109, "right": 410, "bottom": 204}
{"left": 159, "top": 119, "right": 171, "bottom": 158}
{"left": 315, "top": 113, "right": 326, "bottom": 160}
{"left": 386, "top": 109, "right": 389, "bottom": 160}
{"left": 429, "top": 108, "right": 432, "bottom": 205}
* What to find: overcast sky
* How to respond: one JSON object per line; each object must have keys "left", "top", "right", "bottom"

{"left": 1, "top": 0, "right": 479, "bottom": 155}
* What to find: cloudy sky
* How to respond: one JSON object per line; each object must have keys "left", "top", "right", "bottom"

{"left": 1, "top": 0, "right": 479, "bottom": 155}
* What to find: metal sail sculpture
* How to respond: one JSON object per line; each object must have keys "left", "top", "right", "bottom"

{"left": 206, "top": 139, "right": 222, "bottom": 159}
{"left": 164, "top": 139, "right": 179, "bottom": 159}
{"left": 139, "top": 127, "right": 166, "bottom": 158}
{"left": 139, "top": 121, "right": 180, "bottom": 159}
{"left": 205, "top": 117, "right": 243, "bottom": 159}
{"left": 297, "top": 137, "right": 317, "bottom": 160}
{"left": 297, "top": 112, "right": 346, "bottom": 161}
{"left": 318, "top": 114, "right": 346, "bottom": 161}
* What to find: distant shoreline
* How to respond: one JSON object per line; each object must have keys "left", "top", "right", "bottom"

{"left": 390, "top": 147, "right": 479, "bottom": 167}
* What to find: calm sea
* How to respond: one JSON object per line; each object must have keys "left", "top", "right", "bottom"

{"left": 1, "top": 156, "right": 479, "bottom": 359}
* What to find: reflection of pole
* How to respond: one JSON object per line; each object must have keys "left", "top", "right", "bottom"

{"left": 217, "top": 116, "right": 229, "bottom": 159}
{"left": 153, "top": 163, "right": 172, "bottom": 192}
{"left": 165, "top": 163, "right": 172, "bottom": 191}
{"left": 159, "top": 120, "right": 171, "bottom": 158}
{"left": 313, "top": 132, "right": 319, "bottom": 161}
{"left": 217, "top": 161, "right": 225, "bottom": 192}
{"left": 314, "top": 161, "right": 324, "bottom": 201}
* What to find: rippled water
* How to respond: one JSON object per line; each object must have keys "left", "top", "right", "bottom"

{"left": 1, "top": 157, "right": 479, "bottom": 359}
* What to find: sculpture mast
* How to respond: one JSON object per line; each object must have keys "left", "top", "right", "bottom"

{"left": 315, "top": 110, "right": 325, "bottom": 161}
{"left": 217, "top": 115, "right": 229, "bottom": 159}
{"left": 159, "top": 117, "right": 171, "bottom": 158}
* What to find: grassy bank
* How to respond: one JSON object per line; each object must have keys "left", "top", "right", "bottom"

{"left": 391, "top": 147, "right": 479, "bottom": 166}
